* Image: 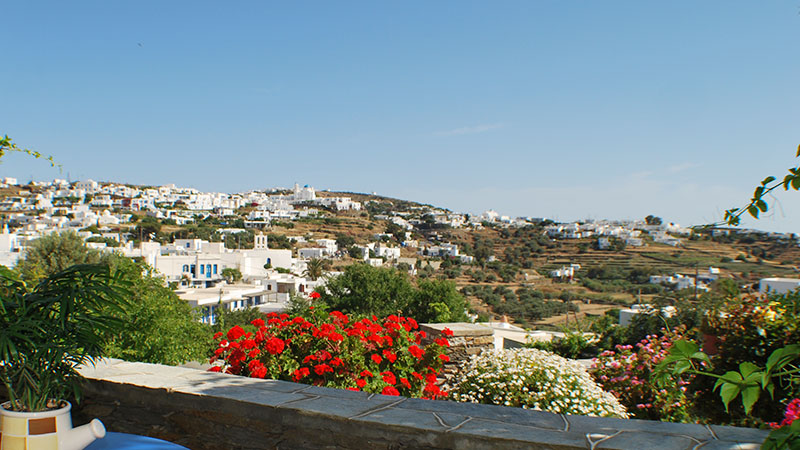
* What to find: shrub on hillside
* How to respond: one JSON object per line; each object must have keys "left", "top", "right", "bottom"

{"left": 450, "top": 348, "right": 627, "bottom": 418}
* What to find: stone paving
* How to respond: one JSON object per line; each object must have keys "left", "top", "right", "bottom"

{"left": 78, "top": 359, "right": 768, "bottom": 449}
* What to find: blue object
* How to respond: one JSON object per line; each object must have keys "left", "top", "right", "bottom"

{"left": 86, "top": 432, "right": 189, "bottom": 449}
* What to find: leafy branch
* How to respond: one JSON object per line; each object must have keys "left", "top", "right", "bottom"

{"left": 0, "top": 134, "right": 60, "bottom": 169}
{"left": 656, "top": 340, "right": 800, "bottom": 415}
{"left": 722, "top": 144, "right": 800, "bottom": 226}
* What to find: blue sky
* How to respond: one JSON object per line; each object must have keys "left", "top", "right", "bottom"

{"left": 2, "top": 2, "right": 799, "bottom": 232}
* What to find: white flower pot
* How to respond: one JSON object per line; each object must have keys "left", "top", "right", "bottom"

{"left": 0, "top": 401, "right": 105, "bottom": 450}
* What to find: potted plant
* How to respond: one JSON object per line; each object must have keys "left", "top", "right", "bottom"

{"left": 0, "top": 264, "right": 129, "bottom": 450}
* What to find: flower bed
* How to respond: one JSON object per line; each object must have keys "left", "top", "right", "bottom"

{"left": 449, "top": 348, "right": 628, "bottom": 418}
{"left": 590, "top": 330, "right": 692, "bottom": 422}
{"left": 209, "top": 310, "right": 450, "bottom": 399}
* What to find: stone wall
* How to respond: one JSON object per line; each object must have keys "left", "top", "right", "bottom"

{"left": 72, "top": 359, "right": 768, "bottom": 450}
{"left": 419, "top": 323, "right": 494, "bottom": 382}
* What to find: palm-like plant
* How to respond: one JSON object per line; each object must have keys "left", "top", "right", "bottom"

{"left": 0, "top": 264, "right": 130, "bottom": 412}
{"left": 303, "top": 258, "right": 327, "bottom": 281}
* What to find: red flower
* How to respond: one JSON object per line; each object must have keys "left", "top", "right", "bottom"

{"left": 303, "top": 355, "right": 317, "bottom": 364}
{"left": 360, "top": 370, "right": 374, "bottom": 378}
{"left": 381, "top": 386, "right": 400, "bottom": 396}
{"left": 251, "top": 318, "right": 265, "bottom": 328}
{"left": 400, "top": 378, "right": 411, "bottom": 389}
{"left": 213, "top": 332, "right": 223, "bottom": 340}
{"left": 423, "top": 383, "right": 444, "bottom": 398}
{"left": 434, "top": 337, "right": 450, "bottom": 347}
{"left": 248, "top": 360, "right": 268, "bottom": 379}
{"left": 382, "top": 350, "right": 397, "bottom": 363}
{"left": 411, "top": 371, "right": 423, "bottom": 381}
{"left": 314, "top": 364, "right": 333, "bottom": 376}
{"left": 292, "top": 367, "right": 310, "bottom": 381}
{"left": 356, "top": 379, "right": 367, "bottom": 388}
{"left": 425, "top": 372, "right": 437, "bottom": 384}
{"left": 309, "top": 291, "right": 321, "bottom": 299}
{"left": 346, "top": 387, "right": 359, "bottom": 391}
{"left": 408, "top": 345, "right": 424, "bottom": 359}
{"left": 381, "top": 371, "right": 397, "bottom": 385}
{"left": 438, "top": 354, "right": 450, "bottom": 363}
{"left": 227, "top": 325, "right": 246, "bottom": 341}
{"left": 371, "top": 354, "right": 383, "bottom": 364}
{"left": 330, "top": 357, "right": 343, "bottom": 367}
{"left": 442, "top": 327, "right": 454, "bottom": 337}
{"left": 208, "top": 366, "right": 222, "bottom": 372}
{"left": 265, "top": 337, "right": 285, "bottom": 355}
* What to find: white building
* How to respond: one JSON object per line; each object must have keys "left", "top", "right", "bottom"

{"left": 760, "top": 278, "right": 800, "bottom": 295}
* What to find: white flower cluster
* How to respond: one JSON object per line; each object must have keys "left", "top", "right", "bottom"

{"left": 449, "top": 348, "right": 628, "bottom": 418}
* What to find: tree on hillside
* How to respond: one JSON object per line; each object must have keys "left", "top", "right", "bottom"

{"left": 320, "top": 263, "right": 469, "bottom": 322}
{"left": 134, "top": 216, "right": 162, "bottom": 240}
{"left": 321, "top": 264, "right": 415, "bottom": 318}
{"left": 303, "top": 258, "right": 327, "bottom": 281}
{"left": 645, "top": 215, "right": 663, "bottom": 226}
{"left": 410, "top": 279, "right": 468, "bottom": 323}
{"left": 16, "top": 230, "right": 103, "bottom": 283}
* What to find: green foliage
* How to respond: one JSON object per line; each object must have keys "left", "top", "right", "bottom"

{"left": 0, "top": 135, "right": 59, "bottom": 169}
{"left": 645, "top": 215, "right": 663, "bottom": 226}
{"left": 410, "top": 279, "right": 468, "bottom": 323}
{"left": 723, "top": 144, "right": 800, "bottom": 226}
{"left": 527, "top": 329, "right": 596, "bottom": 359}
{"left": 0, "top": 265, "right": 130, "bottom": 411}
{"left": 211, "top": 306, "right": 265, "bottom": 334}
{"left": 100, "top": 255, "right": 212, "bottom": 365}
{"left": 335, "top": 233, "right": 356, "bottom": 248}
{"left": 86, "top": 236, "right": 121, "bottom": 248}
{"left": 267, "top": 233, "right": 294, "bottom": 249}
{"left": 303, "top": 258, "right": 327, "bottom": 281}
{"left": 320, "top": 264, "right": 414, "bottom": 318}
{"left": 320, "top": 264, "right": 467, "bottom": 323}
{"left": 16, "top": 231, "right": 103, "bottom": 283}
{"left": 221, "top": 267, "right": 242, "bottom": 283}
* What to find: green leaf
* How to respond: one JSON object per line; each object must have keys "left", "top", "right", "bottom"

{"left": 690, "top": 351, "right": 711, "bottom": 364}
{"left": 740, "top": 385, "right": 760, "bottom": 414}
{"left": 717, "top": 381, "right": 741, "bottom": 413}
{"left": 756, "top": 199, "right": 768, "bottom": 212}
{"left": 792, "top": 175, "right": 800, "bottom": 190}
{"left": 748, "top": 205, "right": 759, "bottom": 218}
{"left": 762, "top": 176, "right": 776, "bottom": 185}
{"left": 785, "top": 174, "right": 794, "bottom": 190}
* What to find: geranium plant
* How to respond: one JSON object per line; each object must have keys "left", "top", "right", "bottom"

{"left": 209, "top": 309, "right": 450, "bottom": 399}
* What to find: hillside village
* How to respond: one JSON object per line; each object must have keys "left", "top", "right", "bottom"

{"left": 1, "top": 176, "right": 799, "bottom": 329}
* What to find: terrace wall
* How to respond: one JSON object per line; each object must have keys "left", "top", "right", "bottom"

{"left": 73, "top": 359, "right": 768, "bottom": 450}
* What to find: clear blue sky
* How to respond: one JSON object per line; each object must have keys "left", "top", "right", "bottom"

{"left": 2, "top": 2, "right": 799, "bottom": 232}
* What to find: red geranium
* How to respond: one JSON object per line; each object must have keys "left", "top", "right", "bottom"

{"left": 265, "top": 337, "right": 285, "bottom": 355}
{"left": 382, "top": 386, "right": 400, "bottom": 396}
